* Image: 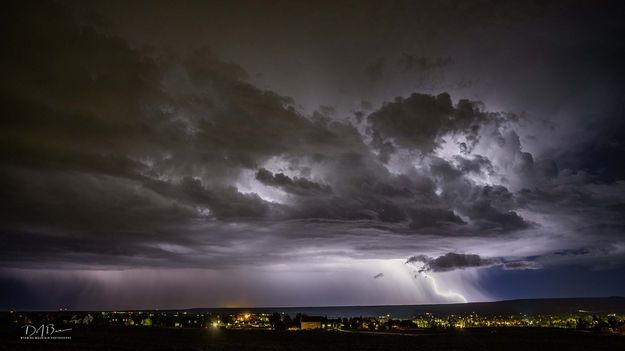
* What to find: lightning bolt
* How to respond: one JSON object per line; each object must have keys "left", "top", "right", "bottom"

{"left": 420, "top": 272, "right": 467, "bottom": 303}
{"left": 407, "top": 261, "right": 468, "bottom": 303}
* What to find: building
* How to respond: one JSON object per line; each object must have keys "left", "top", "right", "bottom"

{"left": 300, "top": 316, "right": 325, "bottom": 330}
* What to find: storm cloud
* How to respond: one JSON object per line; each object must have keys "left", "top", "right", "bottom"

{"left": 407, "top": 253, "right": 501, "bottom": 272}
{"left": 407, "top": 253, "right": 545, "bottom": 273}
{"left": 1, "top": 0, "right": 625, "bottom": 308}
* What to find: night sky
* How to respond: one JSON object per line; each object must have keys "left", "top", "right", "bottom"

{"left": 2, "top": 0, "right": 625, "bottom": 310}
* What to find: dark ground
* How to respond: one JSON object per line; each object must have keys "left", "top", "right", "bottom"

{"left": 1, "top": 326, "right": 624, "bottom": 351}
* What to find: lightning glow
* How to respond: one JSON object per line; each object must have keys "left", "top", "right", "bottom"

{"left": 406, "top": 261, "right": 469, "bottom": 303}
{"left": 421, "top": 272, "right": 468, "bottom": 303}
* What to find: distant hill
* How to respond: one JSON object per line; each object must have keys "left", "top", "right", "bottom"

{"left": 397, "top": 296, "right": 625, "bottom": 316}
{"left": 183, "top": 297, "right": 625, "bottom": 319}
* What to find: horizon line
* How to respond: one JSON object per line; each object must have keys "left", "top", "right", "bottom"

{"left": 4, "top": 296, "right": 624, "bottom": 313}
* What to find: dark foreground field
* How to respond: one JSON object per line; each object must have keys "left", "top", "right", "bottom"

{"left": 1, "top": 326, "right": 624, "bottom": 351}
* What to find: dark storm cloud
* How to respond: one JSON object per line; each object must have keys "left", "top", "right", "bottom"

{"left": 175, "top": 177, "right": 276, "bottom": 218}
{"left": 407, "top": 253, "right": 501, "bottom": 272}
{"left": 460, "top": 185, "right": 532, "bottom": 232}
{"left": 255, "top": 168, "right": 332, "bottom": 196}
{"left": 407, "top": 253, "right": 543, "bottom": 272}
{"left": 407, "top": 207, "right": 465, "bottom": 230}
{"left": 428, "top": 156, "right": 532, "bottom": 232}
{"left": 0, "top": 2, "right": 435, "bottom": 271}
{"left": 366, "top": 92, "right": 507, "bottom": 155}
{"left": 0, "top": 0, "right": 624, "bottom": 298}
{"left": 0, "top": 1, "right": 342, "bottom": 266}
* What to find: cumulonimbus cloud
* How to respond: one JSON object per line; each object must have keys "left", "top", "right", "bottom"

{"left": 0, "top": 1, "right": 623, "bottom": 280}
